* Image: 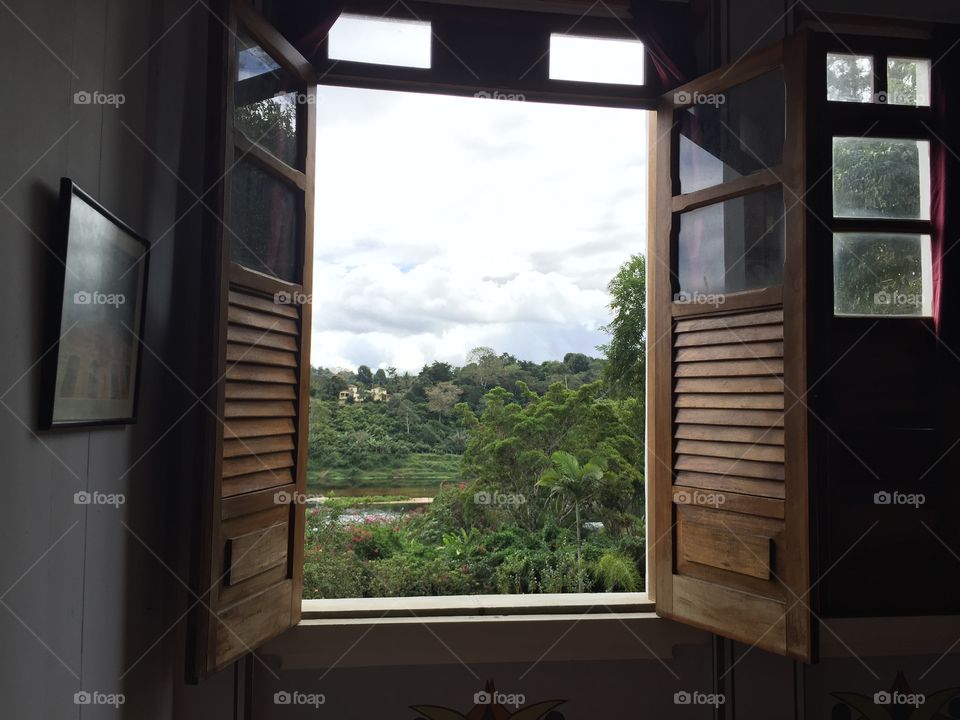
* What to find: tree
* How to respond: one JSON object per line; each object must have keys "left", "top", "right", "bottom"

{"left": 389, "top": 397, "right": 419, "bottom": 435}
{"left": 600, "top": 254, "right": 647, "bottom": 398}
{"left": 421, "top": 361, "right": 454, "bottom": 383}
{"left": 357, "top": 365, "right": 373, "bottom": 385}
{"left": 463, "top": 346, "right": 506, "bottom": 390}
{"left": 373, "top": 368, "right": 387, "bottom": 385}
{"left": 563, "top": 352, "right": 591, "bottom": 373}
{"left": 537, "top": 451, "right": 608, "bottom": 592}
{"left": 426, "top": 381, "right": 462, "bottom": 421}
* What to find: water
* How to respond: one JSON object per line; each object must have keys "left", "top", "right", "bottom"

{"left": 312, "top": 484, "right": 442, "bottom": 499}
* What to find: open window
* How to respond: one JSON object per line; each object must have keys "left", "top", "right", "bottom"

{"left": 650, "top": 35, "right": 812, "bottom": 661}
{"left": 191, "top": 0, "right": 317, "bottom": 680}
{"left": 191, "top": 0, "right": 663, "bottom": 680}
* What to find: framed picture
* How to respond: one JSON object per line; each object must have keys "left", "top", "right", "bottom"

{"left": 41, "top": 178, "right": 149, "bottom": 429}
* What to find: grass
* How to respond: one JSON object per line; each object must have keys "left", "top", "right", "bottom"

{"left": 307, "top": 453, "right": 461, "bottom": 491}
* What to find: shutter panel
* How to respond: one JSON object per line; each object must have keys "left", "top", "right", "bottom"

{"left": 191, "top": 0, "right": 318, "bottom": 680}
{"left": 651, "top": 35, "right": 813, "bottom": 661}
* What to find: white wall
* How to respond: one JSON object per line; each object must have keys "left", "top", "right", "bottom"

{"left": 0, "top": 0, "right": 234, "bottom": 717}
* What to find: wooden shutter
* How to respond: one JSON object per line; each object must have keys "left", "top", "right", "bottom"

{"left": 650, "top": 34, "right": 813, "bottom": 661}
{"left": 192, "top": 0, "right": 317, "bottom": 680}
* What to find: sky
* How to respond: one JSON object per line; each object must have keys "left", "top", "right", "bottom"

{"left": 312, "top": 85, "right": 648, "bottom": 373}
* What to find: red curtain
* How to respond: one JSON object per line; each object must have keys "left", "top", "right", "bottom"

{"left": 930, "top": 27, "right": 959, "bottom": 333}
{"left": 629, "top": 0, "right": 697, "bottom": 87}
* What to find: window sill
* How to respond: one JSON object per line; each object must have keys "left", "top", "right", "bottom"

{"left": 301, "top": 592, "right": 653, "bottom": 619}
{"left": 261, "top": 593, "right": 709, "bottom": 669}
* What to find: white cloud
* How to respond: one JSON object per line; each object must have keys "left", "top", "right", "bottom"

{"left": 313, "top": 86, "right": 647, "bottom": 371}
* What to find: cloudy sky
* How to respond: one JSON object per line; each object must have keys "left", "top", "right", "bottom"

{"left": 312, "top": 85, "right": 647, "bottom": 372}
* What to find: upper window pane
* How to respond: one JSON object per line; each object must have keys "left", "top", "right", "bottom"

{"left": 826, "top": 53, "right": 874, "bottom": 103}
{"left": 676, "top": 186, "right": 785, "bottom": 298}
{"left": 833, "top": 137, "right": 931, "bottom": 220}
{"left": 833, "top": 233, "right": 933, "bottom": 317}
{"left": 235, "top": 28, "right": 301, "bottom": 168}
{"left": 230, "top": 155, "right": 301, "bottom": 282}
{"left": 887, "top": 57, "right": 931, "bottom": 107}
{"left": 677, "top": 70, "right": 785, "bottom": 195}
{"left": 328, "top": 14, "right": 432, "bottom": 69}
{"left": 548, "top": 34, "right": 645, "bottom": 85}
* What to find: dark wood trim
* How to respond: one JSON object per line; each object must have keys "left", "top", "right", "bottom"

{"left": 671, "top": 168, "right": 784, "bottom": 214}
{"left": 290, "top": 84, "right": 317, "bottom": 627}
{"left": 672, "top": 287, "right": 783, "bottom": 319}
{"left": 665, "top": 41, "right": 783, "bottom": 106}
{"left": 651, "top": 101, "right": 675, "bottom": 617}
{"left": 646, "top": 110, "right": 659, "bottom": 604}
{"left": 229, "top": 264, "right": 304, "bottom": 296}
{"left": 311, "top": 1, "right": 664, "bottom": 109}
{"left": 315, "top": 72, "right": 660, "bottom": 111}
{"left": 830, "top": 218, "right": 932, "bottom": 235}
{"left": 780, "top": 29, "right": 812, "bottom": 662}
{"left": 234, "top": 0, "right": 318, "bottom": 85}
{"left": 190, "top": 0, "right": 235, "bottom": 683}
{"left": 233, "top": 131, "right": 307, "bottom": 190}
{"left": 794, "top": 10, "right": 934, "bottom": 41}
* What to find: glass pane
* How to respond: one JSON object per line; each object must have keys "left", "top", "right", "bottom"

{"left": 235, "top": 28, "right": 302, "bottom": 168}
{"left": 677, "top": 70, "right": 784, "bottom": 194}
{"left": 230, "top": 156, "right": 301, "bottom": 281}
{"left": 833, "top": 233, "right": 933, "bottom": 317}
{"left": 887, "top": 57, "right": 931, "bottom": 107}
{"left": 677, "top": 186, "right": 785, "bottom": 298}
{"left": 328, "top": 14, "right": 432, "bottom": 69}
{"left": 832, "top": 137, "right": 931, "bottom": 220}
{"left": 827, "top": 53, "right": 874, "bottom": 103}
{"left": 549, "top": 34, "right": 645, "bottom": 85}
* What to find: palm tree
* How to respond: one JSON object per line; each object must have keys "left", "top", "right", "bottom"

{"left": 537, "top": 451, "right": 607, "bottom": 592}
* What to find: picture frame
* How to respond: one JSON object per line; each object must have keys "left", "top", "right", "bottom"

{"left": 41, "top": 178, "right": 150, "bottom": 429}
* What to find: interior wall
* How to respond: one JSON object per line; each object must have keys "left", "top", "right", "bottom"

{"left": 0, "top": 0, "right": 232, "bottom": 717}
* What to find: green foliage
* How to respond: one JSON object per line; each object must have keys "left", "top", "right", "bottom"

{"left": 597, "top": 551, "right": 641, "bottom": 592}
{"left": 833, "top": 137, "right": 922, "bottom": 220}
{"left": 599, "top": 254, "right": 646, "bottom": 399}
{"left": 303, "top": 251, "right": 651, "bottom": 598}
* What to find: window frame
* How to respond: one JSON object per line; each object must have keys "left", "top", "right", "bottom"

{"left": 264, "top": 2, "right": 660, "bottom": 618}
{"left": 313, "top": 1, "right": 662, "bottom": 110}
{"left": 814, "top": 34, "right": 938, "bottom": 321}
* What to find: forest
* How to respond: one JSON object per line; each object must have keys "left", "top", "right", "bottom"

{"left": 303, "top": 255, "right": 647, "bottom": 598}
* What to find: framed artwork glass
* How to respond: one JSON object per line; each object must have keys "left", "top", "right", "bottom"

{"left": 42, "top": 178, "right": 149, "bottom": 428}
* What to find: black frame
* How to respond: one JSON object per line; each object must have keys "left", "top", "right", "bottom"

{"left": 312, "top": 1, "right": 660, "bottom": 110}
{"left": 41, "top": 178, "right": 150, "bottom": 429}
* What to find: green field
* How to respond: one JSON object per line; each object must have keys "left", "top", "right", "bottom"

{"left": 306, "top": 453, "right": 461, "bottom": 493}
